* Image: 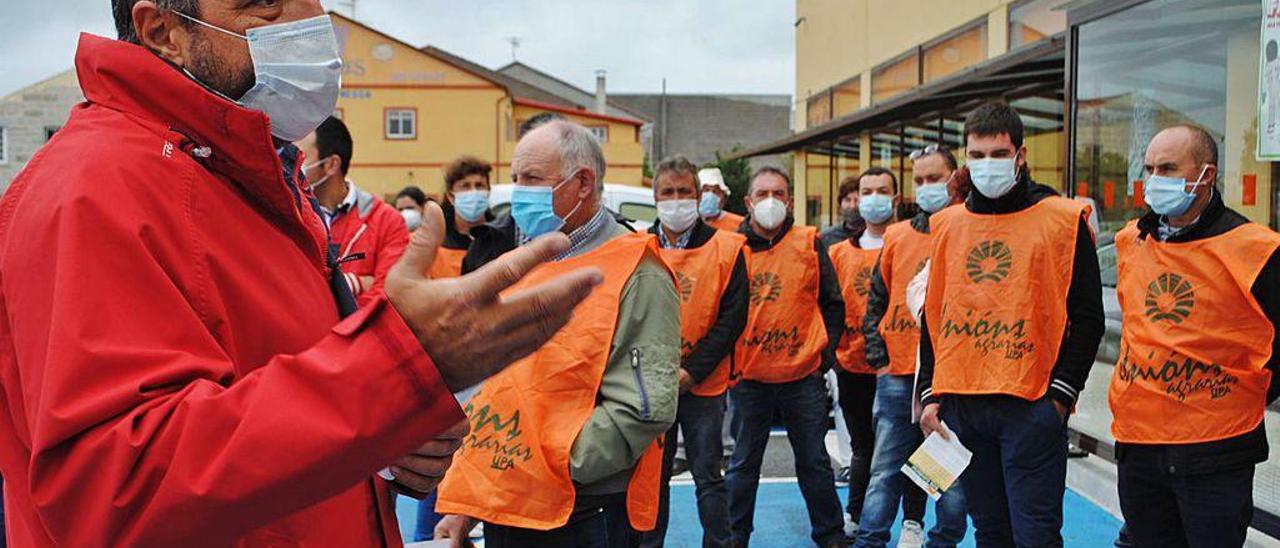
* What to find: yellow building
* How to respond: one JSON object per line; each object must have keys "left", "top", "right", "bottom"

{"left": 331, "top": 13, "right": 647, "bottom": 200}
{"left": 746, "top": 0, "right": 1274, "bottom": 235}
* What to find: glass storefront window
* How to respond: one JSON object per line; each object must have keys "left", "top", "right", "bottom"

{"left": 923, "top": 23, "right": 988, "bottom": 83}
{"left": 806, "top": 91, "right": 832, "bottom": 128}
{"left": 1074, "top": 0, "right": 1268, "bottom": 236}
{"left": 873, "top": 53, "right": 920, "bottom": 104}
{"left": 1009, "top": 0, "right": 1067, "bottom": 49}
{"left": 833, "top": 78, "right": 862, "bottom": 118}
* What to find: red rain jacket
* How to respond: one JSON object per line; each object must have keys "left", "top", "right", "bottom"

{"left": 0, "top": 34, "right": 464, "bottom": 547}
{"left": 329, "top": 187, "right": 410, "bottom": 307}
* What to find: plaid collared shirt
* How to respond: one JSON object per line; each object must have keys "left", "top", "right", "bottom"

{"left": 658, "top": 226, "right": 693, "bottom": 249}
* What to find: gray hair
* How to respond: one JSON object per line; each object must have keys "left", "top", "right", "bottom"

{"left": 653, "top": 155, "right": 699, "bottom": 191}
{"left": 113, "top": 0, "right": 199, "bottom": 44}
{"left": 550, "top": 121, "right": 607, "bottom": 192}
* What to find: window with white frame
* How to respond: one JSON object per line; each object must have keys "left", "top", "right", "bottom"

{"left": 587, "top": 125, "right": 608, "bottom": 143}
{"left": 385, "top": 109, "right": 417, "bottom": 140}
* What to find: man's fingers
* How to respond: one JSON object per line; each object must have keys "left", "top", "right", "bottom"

{"left": 389, "top": 201, "right": 446, "bottom": 282}
{"left": 408, "top": 438, "right": 463, "bottom": 458}
{"left": 463, "top": 232, "right": 575, "bottom": 300}
{"left": 390, "top": 464, "right": 446, "bottom": 494}
{"left": 492, "top": 268, "right": 603, "bottom": 334}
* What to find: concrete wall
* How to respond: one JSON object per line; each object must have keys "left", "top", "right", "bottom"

{"left": 0, "top": 70, "right": 82, "bottom": 189}
{"left": 610, "top": 94, "right": 793, "bottom": 171}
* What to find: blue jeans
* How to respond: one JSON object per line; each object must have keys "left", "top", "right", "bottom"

{"left": 855, "top": 375, "right": 967, "bottom": 548}
{"left": 642, "top": 393, "right": 731, "bottom": 547}
{"left": 412, "top": 491, "right": 444, "bottom": 541}
{"left": 727, "top": 375, "right": 844, "bottom": 547}
{"left": 941, "top": 395, "right": 1067, "bottom": 548}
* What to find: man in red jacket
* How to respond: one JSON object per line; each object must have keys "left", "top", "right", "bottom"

{"left": 0, "top": 1, "right": 601, "bottom": 546}
{"left": 297, "top": 116, "right": 410, "bottom": 306}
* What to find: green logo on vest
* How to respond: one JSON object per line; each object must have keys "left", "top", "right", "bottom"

{"left": 675, "top": 271, "right": 695, "bottom": 303}
{"left": 1145, "top": 272, "right": 1195, "bottom": 324}
{"left": 749, "top": 271, "right": 784, "bottom": 305}
{"left": 966, "top": 240, "right": 1013, "bottom": 283}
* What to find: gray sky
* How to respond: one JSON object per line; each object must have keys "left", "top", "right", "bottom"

{"left": 0, "top": 1, "right": 796, "bottom": 99}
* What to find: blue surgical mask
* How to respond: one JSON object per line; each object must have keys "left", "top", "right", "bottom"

{"left": 1145, "top": 166, "right": 1209, "bottom": 217}
{"left": 173, "top": 12, "right": 343, "bottom": 142}
{"left": 916, "top": 183, "right": 951, "bottom": 213}
{"left": 858, "top": 194, "right": 894, "bottom": 225}
{"left": 511, "top": 175, "right": 582, "bottom": 241}
{"left": 969, "top": 156, "right": 1020, "bottom": 199}
{"left": 453, "top": 190, "right": 490, "bottom": 222}
{"left": 699, "top": 193, "right": 722, "bottom": 217}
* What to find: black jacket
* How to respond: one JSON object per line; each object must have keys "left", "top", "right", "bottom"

{"left": 648, "top": 221, "right": 750, "bottom": 384}
{"left": 917, "top": 176, "right": 1105, "bottom": 409}
{"left": 740, "top": 217, "right": 846, "bottom": 373}
{"left": 862, "top": 212, "right": 930, "bottom": 370}
{"left": 819, "top": 217, "right": 866, "bottom": 248}
{"left": 440, "top": 201, "right": 492, "bottom": 251}
{"left": 1113, "top": 189, "right": 1280, "bottom": 474}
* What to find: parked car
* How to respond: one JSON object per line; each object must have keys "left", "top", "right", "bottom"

{"left": 489, "top": 183, "right": 656, "bottom": 231}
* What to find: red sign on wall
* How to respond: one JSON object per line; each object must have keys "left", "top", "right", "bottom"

{"left": 1103, "top": 180, "right": 1115, "bottom": 209}
{"left": 1076, "top": 182, "right": 1089, "bottom": 197}
{"left": 1243, "top": 174, "right": 1257, "bottom": 206}
{"left": 1133, "top": 180, "right": 1145, "bottom": 208}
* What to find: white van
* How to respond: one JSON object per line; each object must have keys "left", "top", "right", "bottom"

{"left": 488, "top": 183, "right": 656, "bottom": 230}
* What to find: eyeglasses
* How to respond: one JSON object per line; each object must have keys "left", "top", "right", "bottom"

{"left": 909, "top": 144, "right": 949, "bottom": 160}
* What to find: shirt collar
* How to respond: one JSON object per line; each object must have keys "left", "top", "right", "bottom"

{"left": 658, "top": 226, "right": 694, "bottom": 249}
{"left": 557, "top": 207, "right": 611, "bottom": 260}
{"left": 322, "top": 181, "right": 358, "bottom": 218}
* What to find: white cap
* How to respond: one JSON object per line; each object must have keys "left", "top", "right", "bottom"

{"left": 698, "top": 168, "right": 730, "bottom": 195}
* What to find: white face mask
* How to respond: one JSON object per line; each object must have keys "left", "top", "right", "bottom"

{"left": 303, "top": 159, "right": 330, "bottom": 191}
{"left": 173, "top": 12, "right": 343, "bottom": 142}
{"left": 657, "top": 198, "right": 699, "bottom": 234}
{"left": 751, "top": 197, "right": 788, "bottom": 230}
{"left": 400, "top": 208, "right": 423, "bottom": 231}
{"left": 968, "top": 154, "right": 1020, "bottom": 199}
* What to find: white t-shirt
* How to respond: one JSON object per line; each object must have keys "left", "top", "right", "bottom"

{"left": 859, "top": 231, "right": 884, "bottom": 250}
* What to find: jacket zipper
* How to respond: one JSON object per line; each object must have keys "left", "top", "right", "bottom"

{"left": 630, "top": 348, "right": 651, "bottom": 420}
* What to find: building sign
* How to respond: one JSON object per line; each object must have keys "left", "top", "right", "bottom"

{"left": 1258, "top": 0, "right": 1280, "bottom": 159}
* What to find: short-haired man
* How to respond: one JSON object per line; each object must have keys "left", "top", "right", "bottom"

{"left": 823, "top": 169, "right": 918, "bottom": 541}
{"left": 430, "top": 156, "right": 493, "bottom": 279}
{"left": 640, "top": 156, "right": 749, "bottom": 548}
{"left": 857, "top": 152, "right": 966, "bottom": 548}
{"left": 726, "top": 167, "right": 849, "bottom": 548}
{"left": 436, "top": 121, "right": 680, "bottom": 547}
{"left": 1108, "top": 125, "right": 1280, "bottom": 547}
{"left": 917, "top": 102, "right": 1104, "bottom": 546}
{"left": 699, "top": 168, "right": 745, "bottom": 232}
{"left": 298, "top": 116, "right": 409, "bottom": 306}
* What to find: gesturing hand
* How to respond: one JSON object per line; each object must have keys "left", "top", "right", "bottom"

{"left": 385, "top": 202, "right": 603, "bottom": 392}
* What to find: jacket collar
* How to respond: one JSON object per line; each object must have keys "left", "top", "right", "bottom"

{"left": 1136, "top": 187, "right": 1226, "bottom": 242}
{"left": 743, "top": 216, "right": 794, "bottom": 250}
{"left": 74, "top": 34, "right": 318, "bottom": 249}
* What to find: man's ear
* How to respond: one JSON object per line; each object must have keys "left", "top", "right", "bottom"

{"left": 323, "top": 155, "right": 343, "bottom": 180}
{"left": 133, "top": 1, "right": 188, "bottom": 65}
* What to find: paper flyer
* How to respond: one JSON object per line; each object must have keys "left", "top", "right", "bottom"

{"left": 901, "top": 423, "right": 971, "bottom": 501}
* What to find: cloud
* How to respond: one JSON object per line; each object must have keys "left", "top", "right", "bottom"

{"left": 0, "top": 0, "right": 795, "bottom": 98}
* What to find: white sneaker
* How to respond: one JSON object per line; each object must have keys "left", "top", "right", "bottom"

{"left": 899, "top": 520, "right": 924, "bottom": 548}
{"left": 843, "top": 514, "right": 859, "bottom": 538}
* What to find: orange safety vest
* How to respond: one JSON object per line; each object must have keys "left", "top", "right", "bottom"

{"left": 436, "top": 233, "right": 671, "bottom": 531}
{"left": 660, "top": 229, "right": 747, "bottom": 397}
{"left": 707, "top": 211, "right": 745, "bottom": 233}
{"left": 878, "top": 221, "right": 934, "bottom": 376}
{"left": 1109, "top": 222, "right": 1280, "bottom": 444}
{"left": 924, "top": 198, "right": 1085, "bottom": 401}
{"left": 736, "top": 225, "right": 829, "bottom": 383}
{"left": 429, "top": 246, "right": 467, "bottom": 279}
{"left": 828, "top": 239, "right": 880, "bottom": 375}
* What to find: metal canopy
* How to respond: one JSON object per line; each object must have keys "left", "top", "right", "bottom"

{"left": 735, "top": 35, "right": 1066, "bottom": 159}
